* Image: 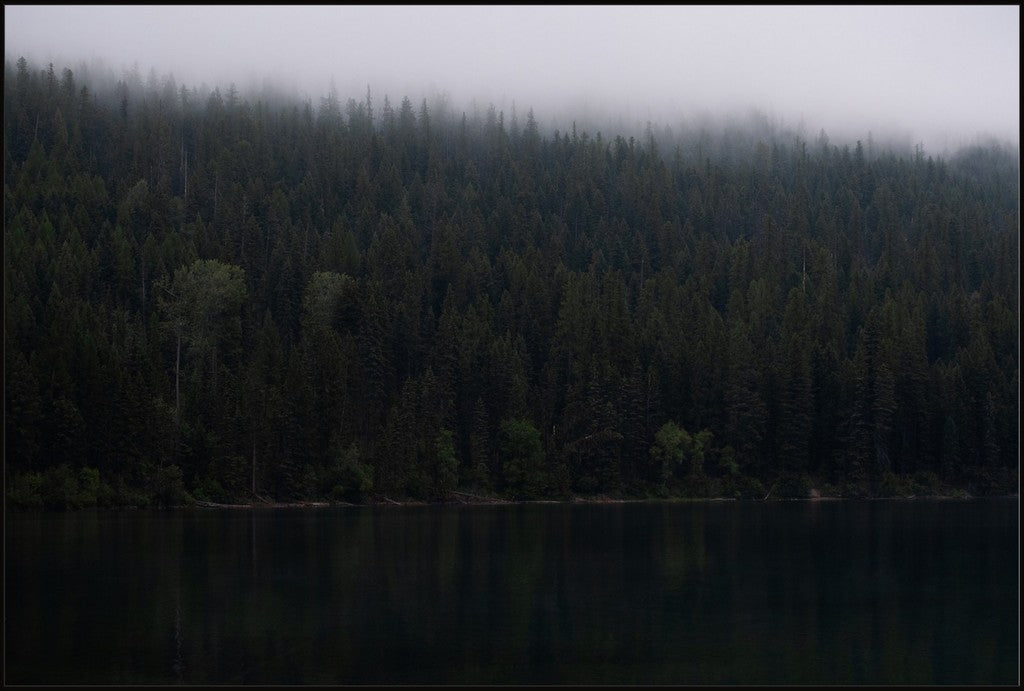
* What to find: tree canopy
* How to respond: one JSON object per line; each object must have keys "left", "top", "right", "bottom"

{"left": 4, "top": 57, "right": 1019, "bottom": 507}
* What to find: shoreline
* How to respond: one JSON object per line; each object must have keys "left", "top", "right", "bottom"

{"left": 186, "top": 491, "right": 1019, "bottom": 510}
{"left": 7, "top": 493, "right": 1018, "bottom": 512}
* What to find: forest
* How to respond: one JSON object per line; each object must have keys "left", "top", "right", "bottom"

{"left": 4, "top": 58, "right": 1019, "bottom": 509}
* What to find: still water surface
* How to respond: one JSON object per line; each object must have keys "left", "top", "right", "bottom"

{"left": 5, "top": 499, "right": 1018, "bottom": 684}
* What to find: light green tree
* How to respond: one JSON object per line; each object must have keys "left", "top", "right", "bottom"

{"left": 650, "top": 421, "right": 689, "bottom": 488}
{"left": 157, "top": 258, "right": 247, "bottom": 434}
{"left": 650, "top": 421, "right": 714, "bottom": 488}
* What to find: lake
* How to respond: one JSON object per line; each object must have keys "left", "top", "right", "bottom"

{"left": 4, "top": 498, "right": 1018, "bottom": 684}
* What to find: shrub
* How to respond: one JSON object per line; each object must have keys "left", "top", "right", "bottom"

{"left": 349, "top": 461, "right": 374, "bottom": 496}
{"left": 77, "top": 467, "right": 101, "bottom": 506}
{"left": 911, "top": 470, "right": 939, "bottom": 495}
{"left": 151, "top": 464, "right": 189, "bottom": 507}
{"left": 773, "top": 472, "right": 812, "bottom": 499}
{"left": 114, "top": 478, "right": 153, "bottom": 508}
{"left": 715, "top": 445, "right": 740, "bottom": 478}
{"left": 679, "top": 473, "right": 712, "bottom": 498}
{"left": 839, "top": 479, "right": 871, "bottom": 498}
{"left": 499, "top": 418, "right": 545, "bottom": 500}
{"left": 723, "top": 474, "right": 766, "bottom": 499}
{"left": 328, "top": 443, "right": 374, "bottom": 502}
{"left": 877, "top": 471, "right": 911, "bottom": 498}
{"left": 41, "top": 464, "right": 82, "bottom": 510}
{"left": 964, "top": 467, "right": 1019, "bottom": 497}
{"left": 7, "top": 472, "right": 44, "bottom": 509}
{"left": 9, "top": 467, "right": 116, "bottom": 510}
{"left": 818, "top": 483, "right": 842, "bottom": 499}
{"left": 192, "top": 476, "right": 228, "bottom": 503}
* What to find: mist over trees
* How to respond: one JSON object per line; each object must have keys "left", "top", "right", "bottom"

{"left": 4, "top": 58, "right": 1019, "bottom": 508}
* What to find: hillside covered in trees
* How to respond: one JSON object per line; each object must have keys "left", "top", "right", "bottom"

{"left": 4, "top": 58, "right": 1019, "bottom": 508}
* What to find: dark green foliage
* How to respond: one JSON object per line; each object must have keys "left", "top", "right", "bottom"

{"left": 876, "top": 471, "right": 912, "bottom": 498}
{"left": 910, "top": 470, "right": 940, "bottom": 496}
{"left": 326, "top": 442, "right": 374, "bottom": 502}
{"left": 191, "top": 475, "right": 228, "bottom": 504}
{"left": 4, "top": 348, "right": 42, "bottom": 468}
{"left": 463, "top": 396, "right": 493, "bottom": 491}
{"left": 498, "top": 417, "right": 545, "bottom": 499}
{"left": 150, "top": 464, "right": 190, "bottom": 507}
{"left": 961, "top": 466, "right": 1020, "bottom": 497}
{"left": 721, "top": 473, "right": 767, "bottom": 500}
{"left": 6, "top": 465, "right": 116, "bottom": 510}
{"left": 433, "top": 429, "right": 459, "bottom": 498}
{"left": 3, "top": 57, "right": 1018, "bottom": 506}
{"left": 40, "top": 464, "right": 83, "bottom": 510}
{"left": 772, "top": 472, "right": 813, "bottom": 499}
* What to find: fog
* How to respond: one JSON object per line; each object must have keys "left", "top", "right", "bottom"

{"left": 5, "top": 5, "right": 1019, "bottom": 155}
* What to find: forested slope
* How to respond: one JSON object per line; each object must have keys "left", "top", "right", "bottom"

{"left": 4, "top": 58, "right": 1019, "bottom": 507}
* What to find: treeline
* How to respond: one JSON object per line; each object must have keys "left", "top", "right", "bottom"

{"left": 4, "top": 58, "right": 1019, "bottom": 508}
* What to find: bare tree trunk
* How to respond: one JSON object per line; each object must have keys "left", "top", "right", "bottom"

{"left": 173, "top": 332, "right": 180, "bottom": 465}
{"left": 182, "top": 145, "right": 188, "bottom": 218}
{"left": 175, "top": 334, "right": 181, "bottom": 425}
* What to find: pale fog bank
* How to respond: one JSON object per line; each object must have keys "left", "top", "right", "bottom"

{"left": 5, "top": 5, "right": 1018, "bottom": 159}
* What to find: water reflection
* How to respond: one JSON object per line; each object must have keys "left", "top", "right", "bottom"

{"left": 5, "top": 499, "right": 1018, "bottom": 684}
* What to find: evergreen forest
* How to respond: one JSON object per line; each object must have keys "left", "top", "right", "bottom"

{"left": 4, "top": 58, "right": 1019, "bottom": 509}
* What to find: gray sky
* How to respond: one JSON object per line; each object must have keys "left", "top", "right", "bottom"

{"left": 5, "top": 5, "right": 1019, "bottom": 152}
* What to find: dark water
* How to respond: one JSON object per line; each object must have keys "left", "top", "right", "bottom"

{"left": 5, "top": 499, "right": 1018, "bottom": 684}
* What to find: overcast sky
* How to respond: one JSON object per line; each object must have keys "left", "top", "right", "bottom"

{"left": 5, "top": 5, "right": 1019, "bottom": 153}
